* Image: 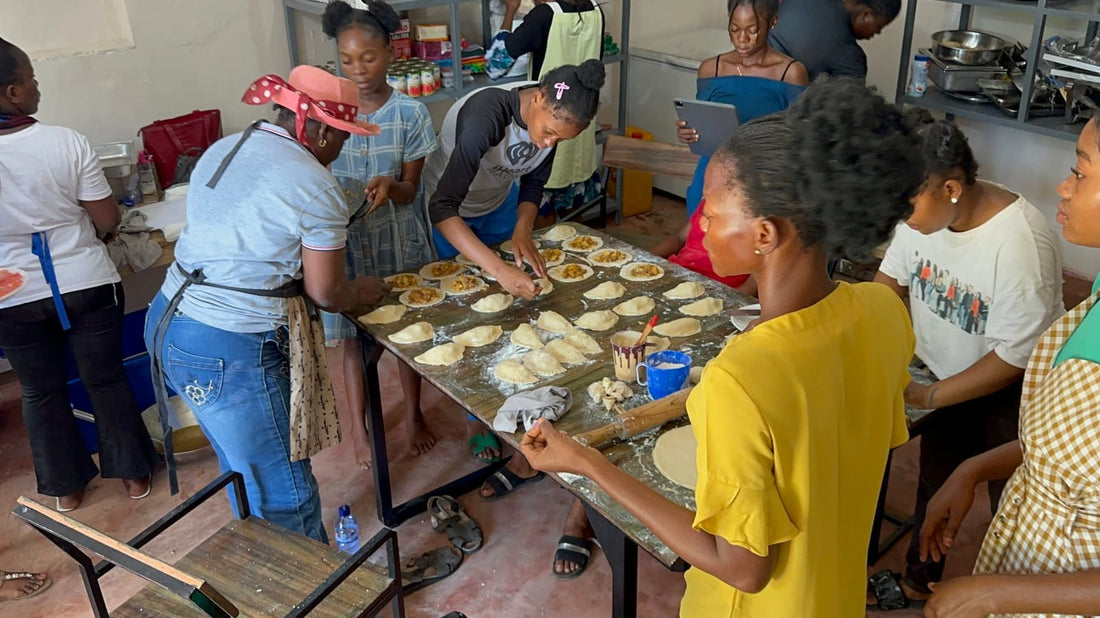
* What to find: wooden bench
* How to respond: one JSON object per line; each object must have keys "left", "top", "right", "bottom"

{"left": 13, "top": 472, "right": 403, "bottom": 618}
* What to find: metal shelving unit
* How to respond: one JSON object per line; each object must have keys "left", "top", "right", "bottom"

{"left": 895, "top": 0, "right": 1100, "bottom": 141}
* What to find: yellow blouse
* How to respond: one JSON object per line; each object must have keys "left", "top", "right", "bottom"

{"left": 681, "top": 282, "right": 914, "bottom": 617}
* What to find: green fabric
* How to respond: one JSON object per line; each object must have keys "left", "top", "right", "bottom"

{"left": 1054, "top": 276, "right": 1100, "bottom": 367}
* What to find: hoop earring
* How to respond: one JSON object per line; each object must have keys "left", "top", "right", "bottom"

{"left": 318, "top": 137, "right": 328, "bottom": 148}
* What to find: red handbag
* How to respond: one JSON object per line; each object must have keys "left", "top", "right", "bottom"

{"left": 139, "top": 109, "right": 223, "bottom": 190}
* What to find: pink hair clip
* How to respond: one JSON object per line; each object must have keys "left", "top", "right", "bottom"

{"left": 554, "top": 82, "right": 570, "bottom": 100}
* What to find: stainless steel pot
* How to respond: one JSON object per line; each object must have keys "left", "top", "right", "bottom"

{"left": 931, "top": 30, "right": 1007, "bottom": 66}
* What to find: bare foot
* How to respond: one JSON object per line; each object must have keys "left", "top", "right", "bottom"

{"left": 554, "top": 498, "right": 595, "bottom": 577}
{"left": 352, "top": 433, "right": 373, "bottom": 470}
{"left": 0, "top": 571, "right": 50, "bottom": 600}
{"left": 407, "top": 413, "right": 437, "bottom": 456}
{"left": 479, "top": 455, "right": 536, "bottom": 499}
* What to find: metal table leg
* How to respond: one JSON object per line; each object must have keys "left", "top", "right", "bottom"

{"left": 868, "top": 451, "right": 914, "bottom": 565}
{"left": 584, "top": 504, "right": 638, "bottom": 618}
{"left": 358, "top": 332, "right": 505, "bottom": 528}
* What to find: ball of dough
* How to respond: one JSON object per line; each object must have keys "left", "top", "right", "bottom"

{"left": 453, "top": 325, "right": 503, "bottom": 347}
{"left": 663, "top": 282, "right": 705, "bottom": 300}
{"left": 654, "top": 317, "right": 701, "bottom": 338}
{"left": 389, "top": 321, "right": 434, "bottom": 344}
{"left": 472, "top": 293, "right": 515, "bottom": 313}
{"left": 523, "top": 349, "right": 566, "bottom": 377}
{"left": 575, "top": 310, "right": 619, "bottom": 331}
{"left": 613, "top": 296, "right": 656, "bottom": 317}
{"left": 359, "top": 304, "right": 407, "bottom": 325}
{"left": 495, "top": 359, "right": 538, "bottom": 385}
{"left": 414, "top": 342, "right": 465, "bottom": 366}
{"left": 546, "top": 339, "right": 587, "bottom": 365}
{"left": 536, "top": 310, "right": 573, "bottom": 334}
{"left": 583, "top": 281, "right": 627, "bottom": 300}
{"left": 511, "top": 323, "right": 544, "bottom": 349}
{"left": 680, "top": 297, "right": 723, "bottom": 317}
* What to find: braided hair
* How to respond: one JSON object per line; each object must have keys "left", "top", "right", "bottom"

{"left": 725, "top": 0, "right": 779, "bottom": 22}
{"left": 539, "top": 59, "right": 605, "bottom": 126}
{"left": 322, "top": 0, "right": 401, "bottom": 43}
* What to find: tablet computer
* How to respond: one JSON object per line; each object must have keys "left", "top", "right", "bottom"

{"left": 674, "top": 99, "right": 740, "bottom": 157}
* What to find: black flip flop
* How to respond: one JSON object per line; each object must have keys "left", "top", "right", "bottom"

{"left": 481, "top": 467, "right": 545, "bottom": 502}
{"left": 552, "top": 535, "right": 594, "bottom": 580}
{"left": 428, "top": 495, "right": 483, "bottom": 554}
{"left": 867, "top": 569, "right": 926, "bottom": 611}
{"left": 401, "top": 546, "right": 463, "bottom": 595}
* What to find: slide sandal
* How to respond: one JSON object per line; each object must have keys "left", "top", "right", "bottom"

{"left": 428, "top": 495, "right": 483, "bottom": 554}
{"left": 480, "top": 467, "right": 545, "bottom": 502}
{"left": 867, "top": 569, "right": 925, "bottom": 611}
{"left": 401, "top": 546, "right": 463, "bottom": 595}
{"left": 468, "top": 431, "right": 502, "bottom": 464}
{"left": 0, "top": 571, "right": 52, "bottom": 602}
{"left": 552, "top": 535, "right": 593, "bottom": 580}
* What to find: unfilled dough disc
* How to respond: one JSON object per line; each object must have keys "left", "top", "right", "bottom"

{"left": 562, "top": 235, "right": 604, "bottom": 253}
{"left": 389, "top": 321, "right": 434, "bottom": 344}
{"left": 472, "top": 293, "right": 514, "bottom": 313}
{"left": 441, "top": 274, "right": 487, "bottom": 296}
{"left": 495, "top": 359, "right": 538, "bottom": 385}
{"left": 584, "top": 281, "right": 626, "bottom": 300}
{"left": 511, "top": 323, "right": 545, "bottom": 349}
{"left": 575, "top": 310, "right": 619, "bottom": 331}
{"left": 654, "top": 317, "right": 701, "bottom": 337}
{"left": 588, "top": 248, "right": 632, "bottom": 268}
{"left": 453, "top": 325, "right": 503, "bottom": 347}
{"left": 500, "top": 239, "right": 541, "bottom": 254}
{"left": 663, "top": 282, "right": 705, "bottom": 300}
{"left": 385, "top": 273, "right": 424, "bottom": 291}
{"left": 680, "top": 297, "right": 724, "bottom": 317}
{"left": 536, "top": 310, "right": 573, "bottom": 334}
{"left": 523, "top": 349, "right": 566, "bottom": 377}
{"left": 535, "top": 278, "right": 554, "bottom": 296}
{"left": 652, "top": 425, "right": 698, "bottom": 490}
{"left": 613, "top": 296, "right": 656, "bottom": 317}
{"left": 399, "top": 287, "right": 445, "bottom": 308}
{"left": 414, "top": 342, "right": 465, "bottom": 366}
{"left": 547, "top": 263, "right": 595, "bottom": 283}
{"left": 541, "top": 224, "right": 578, "bottom": 241}
{"left": 563, "top": 329, "right": 601, "bottom": 355}
{"left": 359, "top": 304, "right": 407, "bottom": 325}
{"left": 620, "top": 262, "right": 666, "bottom": 282}
{"left": 546, "top": 338, "right": 587, "bottom": 365}
{"left": 420, "top": 260, "right": 466, "bottom": 280}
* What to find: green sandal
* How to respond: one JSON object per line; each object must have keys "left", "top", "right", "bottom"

{"left": 468, "top": 431, "right": 502, "bottom": 464}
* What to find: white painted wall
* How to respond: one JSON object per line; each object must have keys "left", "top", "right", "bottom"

{"left": 5, "top": 0, "right": 290, "bottom": 146}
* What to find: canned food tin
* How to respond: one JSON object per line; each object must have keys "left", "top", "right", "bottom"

{"left": 406, "top": 70, "right": 422, "bottom": 97}
{"left": 388, "top": 72, "right": 407, "bottom": 94}
{"left": 420, "top": 67, "right": 435, "bottom": 96}
{"left": 431, "top": 64, "right": 442, "bottom": 89}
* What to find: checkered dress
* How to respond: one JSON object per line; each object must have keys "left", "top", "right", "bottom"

{"left": 974, "top": 290, "right": 1100, "bottom": 618}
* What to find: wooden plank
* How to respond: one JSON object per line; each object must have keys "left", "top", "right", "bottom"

{"left": 603, "top": 135, "right": 699, "bottom": 180}
{"left": 114, "top": 518, "right": 393, "bottom": 618}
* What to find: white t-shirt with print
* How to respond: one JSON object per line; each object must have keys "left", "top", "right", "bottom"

{"left": 0, "top": 123, "right": 118, "bottom": 310}
{"left": 879, "top": 191, "right": 1063, "bottom": 379}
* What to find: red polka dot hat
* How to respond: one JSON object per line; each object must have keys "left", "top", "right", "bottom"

{"left": 242, "top": 65, "right": 379, "bottom": 144}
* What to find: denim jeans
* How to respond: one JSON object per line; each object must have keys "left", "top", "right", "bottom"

{"left": 0, "top": 283, "right": 158, "bottom": 496}
{"left": 144, "top": 292, "right": 328, "bottom": 542}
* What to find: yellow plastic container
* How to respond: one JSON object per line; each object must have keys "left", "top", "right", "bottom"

{"left": 612, "top": 126, "right": 654, "bottom": 217}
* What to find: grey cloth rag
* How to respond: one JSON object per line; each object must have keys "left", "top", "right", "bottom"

{"left": 106, "top": 209, "right": 163, "bottom": 272}
{"left": 493, "top": 385, "right": 573, "bottom": 433}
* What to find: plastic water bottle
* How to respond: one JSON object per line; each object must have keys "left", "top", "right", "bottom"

{"left": 124, "top": 173, "right": 144, "bottom": 206}
{"left": 907, "top": 55, "right": 931, "bottom": 98}
{"left": 334, "top": 504, "right": 360, "bottom": 554}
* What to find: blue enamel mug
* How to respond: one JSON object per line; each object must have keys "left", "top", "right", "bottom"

{"left": 636, "top": 350, "right": 692, "bottom": 400}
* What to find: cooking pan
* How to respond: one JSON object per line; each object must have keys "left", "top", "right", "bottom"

{"left": 932, "top": 30, "right": 1007, "bottom": 66}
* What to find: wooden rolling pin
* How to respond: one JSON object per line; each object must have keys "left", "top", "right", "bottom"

{"left": 574, "top": 388, "right": 693, "bottom": 449}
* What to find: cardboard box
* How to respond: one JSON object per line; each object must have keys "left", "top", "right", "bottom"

{"left": 393, "top": 37, "right": 412, "bottom": 60}
{"left": 415, "top": 23, "right": 449, "bottom": 42}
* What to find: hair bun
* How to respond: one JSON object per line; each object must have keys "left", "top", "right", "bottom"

{"left": 364, "top": 0, "right": 402, "bottom": 34}
{"left": 321, "top": 0, "right": 354, "bottom": 37}
{"left": 575, "top": 59, "right": 606, "bottom": 91}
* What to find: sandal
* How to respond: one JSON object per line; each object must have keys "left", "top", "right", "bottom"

{"left": 428, "top": 495, "right": 483, "bottom": 554}
{"left": 867, "top": 569, "right": 925, "bottom": 611}
{"left": 480, "top": 467, "right": 545, "bottom": 502}
{"left": 401, "top": 546, "right": 463, "bottom": 595}
{"left": 0, "top": 571, "right": 52, "bottom": 602}
{"left": 468, "top": 431, "right": 502, "bottom": 464}
{"left": 552, "top": 535, "right": 593, "bottom": 580}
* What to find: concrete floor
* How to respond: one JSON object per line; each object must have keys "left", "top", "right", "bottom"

{"left": 0, "top": 194, "right": 995, "bottom": 617}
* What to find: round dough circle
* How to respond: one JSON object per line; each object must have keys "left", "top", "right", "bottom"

{"left": 562, "top": 235, "right": 604, "bottom": 253}
{"left": 663, "top": 282, "right": 705, "bottom": 300}
{"left": 620, "top": 262, "right": 666, "bottom": 282}
{"left": 453, "top": 325, "right": 503, "bottom": 347}
{"left": 575, "top": 310, "right": 619, "bottom": 332}
{"left": 541, "top": 224, "right": 578, "bottom": 242}
{"left": 419, "top": 260, "right": 467, "bottom": 280}
{"left": 359, "top": 304, "right": 407, "bottom": 325}
{"left": 680, "top": 297, "right": 724, "bottom": 317}
{"left": 495, "top": 359, "right": 538, "bottom": 385}
{"left": 613, "top": 296, "right": 656, "bottom": 317}
{"left": 588, "top": 248, "right": 633, "bottom": 268}
{"left": 547, "top": 263, "right": 595, "bottom": 283}
{"left": 414, "top": 342, "right": 465, "bottom": 366}
{"left": 440, "top": 274, "right": 487, "bottom": 296}
{"left": 385, "top": 273, "right": 424, "bottom": 291}
{"left": 472, "top": 293, "right": 514, "bottom": 313}
{"left": 389, "top": 321, "right": 434, "bottom": 344}
{"left": 654, "top": 317, "right": 702, "bottom": 338}
{"left": 653, "top": 425, "right": 698, "bottom": 490}
{"left": 399, "top": 287, "right": 446, "bottom": 308}
{"left": 584, "top": 281, "right": 626, "bottom": 300}
{"left": 511, "top": 323, "right": 545, "bottom": 349}
{"left": 500, "top": 239, "right": 542, "bottom": 254}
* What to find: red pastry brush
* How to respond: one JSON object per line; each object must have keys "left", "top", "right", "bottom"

{"left": 634, "top": 315, "right": 659, "bottom": 347}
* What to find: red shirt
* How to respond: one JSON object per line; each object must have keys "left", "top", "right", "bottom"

{"left": 669, "top": 208, "right": 749, "bottom": 289}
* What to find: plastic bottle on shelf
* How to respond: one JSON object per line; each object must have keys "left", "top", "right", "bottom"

{"left": 124, "top": 173, "right": 144, "bottom": 206}
{"left": 907, "top": 55, "right": 930, "bottom": 98}
{"left": 334, "top": 504, "right": 360, "bottom": 554}
{"left": 137, "top": 151, "right": 159, "bottom": 197}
